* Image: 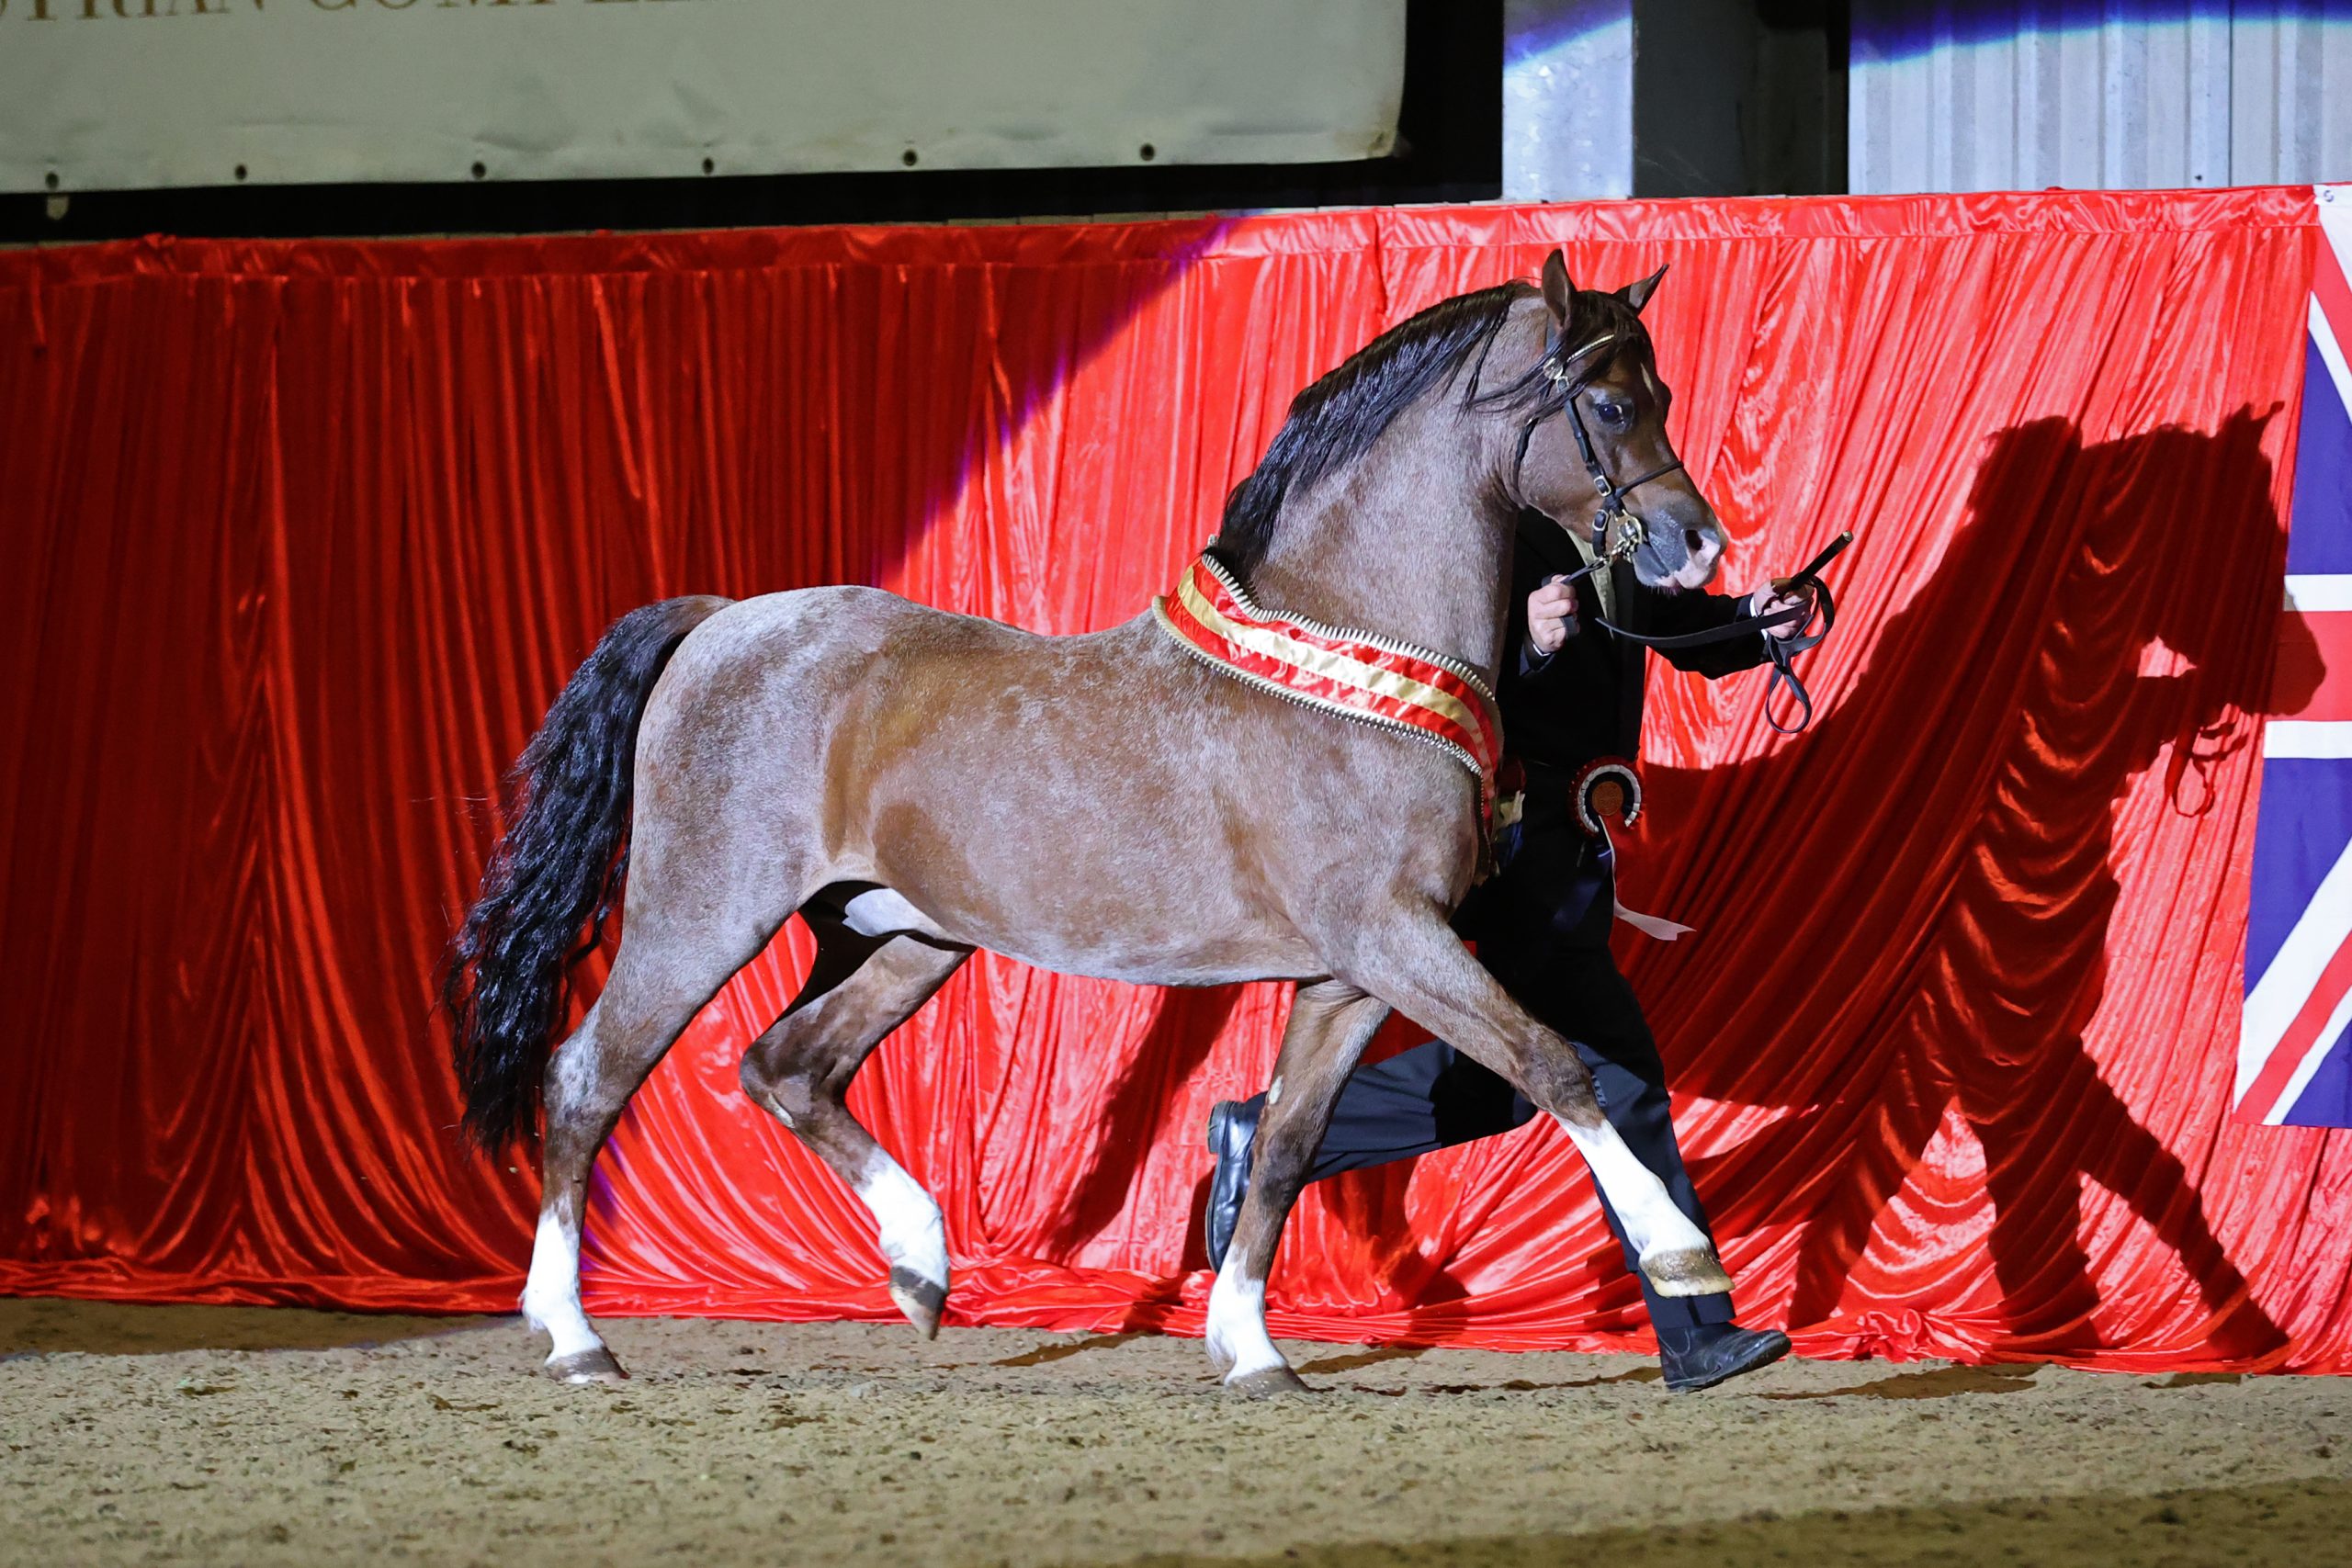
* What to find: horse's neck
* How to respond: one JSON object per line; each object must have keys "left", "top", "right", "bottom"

{"left": 1242, "top": 410, "right": 1516, "bottom": 680}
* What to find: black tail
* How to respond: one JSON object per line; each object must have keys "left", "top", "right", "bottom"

{"left": 442, "top": 595, "right": 730, "bottom": 1150}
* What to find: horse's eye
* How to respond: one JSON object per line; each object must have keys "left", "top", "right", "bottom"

{"left": 1593, "top": 397, "right": 1633, "bottom": 431}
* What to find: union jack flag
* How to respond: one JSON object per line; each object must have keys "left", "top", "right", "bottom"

{"left": 2236, "top": 186, "right": 2352, "bottom": 1128}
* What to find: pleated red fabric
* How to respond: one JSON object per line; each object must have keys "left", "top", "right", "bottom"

{"left": 3, "top": 189, "right": 2343, "bottom": 1371}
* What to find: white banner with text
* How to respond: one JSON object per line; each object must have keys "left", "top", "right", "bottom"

{"left": 0, "top": 0, "right": 1406, "bottom": 193}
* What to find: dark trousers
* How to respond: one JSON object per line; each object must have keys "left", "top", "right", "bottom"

{"left": 1246, "top": 808, "right": 1734, "bottom": 1337}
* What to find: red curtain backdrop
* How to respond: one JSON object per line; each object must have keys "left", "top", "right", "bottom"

{"left": 4, "top": 189, "right": 2345, "bottom": 1372}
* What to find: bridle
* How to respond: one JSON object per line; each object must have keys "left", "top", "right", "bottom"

{"left": 1557, "top": 359, "right": 1690, "bottom": 573}
{"left": 1510, "top": 328, "right": 1688, "bottom": 583}
{"left": 1512, "top": 327, "right": 1842, "bottom": 735}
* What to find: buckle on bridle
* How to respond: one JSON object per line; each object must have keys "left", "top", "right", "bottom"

{"left": 1600, "top": 510, "right": 1644, "bottom": 563}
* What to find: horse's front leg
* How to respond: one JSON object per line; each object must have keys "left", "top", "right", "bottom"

{"left": 1340, "top": 905, "right": 1733, "bottom": 1300}
{"left": 1207, "top": 977, "right": 1390, "bottom": 1394}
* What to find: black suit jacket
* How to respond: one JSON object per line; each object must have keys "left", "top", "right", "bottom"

{"left": 1459, "top": 512, "right": 1770, "bottom": 950}
{"left": 1498, "top": 509, "right": 1769, "bottom": 773}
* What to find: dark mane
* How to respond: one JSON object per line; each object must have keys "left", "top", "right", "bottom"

{"left": 1206, "top": 280, "right": 1648, "bottom": 582}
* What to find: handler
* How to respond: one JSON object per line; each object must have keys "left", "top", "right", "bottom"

{"left": 1204, "top": 507, "right": 1812, "bottom": 1393}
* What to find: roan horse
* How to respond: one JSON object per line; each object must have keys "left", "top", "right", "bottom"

{"left": 445, "top": 251, "right": 1736, "bottom": 1392}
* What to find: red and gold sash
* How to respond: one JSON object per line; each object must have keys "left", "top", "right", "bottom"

{"left": 1152, "top": 553, "right": 1505, "bottom": 833}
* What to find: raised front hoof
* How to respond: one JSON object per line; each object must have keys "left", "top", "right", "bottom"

{"left": 888, "top": 1267, "right": 948, "bottom": 1341}
{"left": 1222, "top": 1363, "right": 1310, "bottom": 1398}
{"left": 1641, "top": 1247, "right": 1735, "bottom": 1299}
{"left": 545, "top": 1347, "right": 629, "bottom": 1385}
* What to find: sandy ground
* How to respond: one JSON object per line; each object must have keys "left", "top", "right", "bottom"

{"left": 3, "top": 1298, "right": 2347, "bottom": 1567}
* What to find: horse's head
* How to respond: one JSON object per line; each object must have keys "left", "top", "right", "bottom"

{"left": 1510, "top": 251, "right": 1724, "bottom": 592}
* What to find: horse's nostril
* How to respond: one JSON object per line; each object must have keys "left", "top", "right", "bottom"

{"left": 1685, "top": 528, "right": 1706, "bottom": 557}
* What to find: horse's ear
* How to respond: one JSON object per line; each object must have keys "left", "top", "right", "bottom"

{"left": 1618, "top": 264, "right": 1668, "bottom": 315}
{"left": 1541, "top": 249, "right": 1577, "bottom": 327}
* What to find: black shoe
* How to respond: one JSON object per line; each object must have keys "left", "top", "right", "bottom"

{"left": 1203, "top": 1099, "right": 1259, "bottom": 1274}
{"left": 1659, "top": 1324, "right": 1792, "bottom": 1393}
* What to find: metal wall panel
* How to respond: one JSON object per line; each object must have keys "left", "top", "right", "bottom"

{"left": 1851, "top": 3, "right": 2352, "bottom": 193}
{"left": 1505, "top": 0, "right": 1637, "bottom": 199}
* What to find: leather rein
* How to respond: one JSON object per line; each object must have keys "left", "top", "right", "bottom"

{"left": 1513, "top": 329, "right": 1844, "bottom": 734}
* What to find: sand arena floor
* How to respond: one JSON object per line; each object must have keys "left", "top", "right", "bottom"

{"left": 2, "top": 1297, "right": 2347, "bottom": 1567}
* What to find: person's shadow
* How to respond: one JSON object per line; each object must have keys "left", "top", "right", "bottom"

{"left": 1629, "top": 412, "right": 2320, "bottom": 1359}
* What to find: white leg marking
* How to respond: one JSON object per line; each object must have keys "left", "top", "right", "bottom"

{"left": 1204, "top": 1248, "right": 1288, "bottom": 1382}
{"left": 520, "top": 1210, "right": 602, "bottom": 1360}
{"left": 855, "top": 1152, "right": 947, "bottom": 1292}
{"left": 1556, "top": 1116, "right": 1711, "bottom": 1263}
{"left": 841, "top": 887, "right": 948, "bottom": 942}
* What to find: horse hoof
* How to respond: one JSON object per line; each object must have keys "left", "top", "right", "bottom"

{"left": 1224, "top": 1363, "right": 1309, "bottom": 1398}
{"left": 888, "top": 1267, "right": 947, "bottom": 1341}
{"left": 1642, "top": 1247, "right": 1734, "bottom": 1298}
{"left": 546, "top": 1347, "right": 629, "bottom": 1384}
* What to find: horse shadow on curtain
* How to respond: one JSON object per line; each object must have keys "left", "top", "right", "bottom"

{"left": 1646, "top": 411, "right": 2318, "bottom": 1359}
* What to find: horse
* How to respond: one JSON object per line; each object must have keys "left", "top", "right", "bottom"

{"left": 443, "top": 250, "right": 1737, "bottom": 1392}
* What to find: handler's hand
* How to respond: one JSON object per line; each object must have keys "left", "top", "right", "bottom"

{"left": 1747, "top": 581, "right": 1815, "bottom": 641}
{"left": 1528, "top": 576, "right": 1578, "bottom": 655}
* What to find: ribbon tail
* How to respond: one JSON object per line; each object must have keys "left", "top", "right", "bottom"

{"left": 1613, "top": 897, "right": 1695, "bottom": 942}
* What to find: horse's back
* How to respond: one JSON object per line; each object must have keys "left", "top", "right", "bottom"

{"left": 647, "top": 585, "right": 1019, "bottom": 720}
{"left": 641, "top": 582, "right": 1152, "bottom": 812}
{"left": 668, "top": 581, "right": 1153, "bottom": 699}
{"left": 673, "top": 583, "right": 983, "bottom": 666}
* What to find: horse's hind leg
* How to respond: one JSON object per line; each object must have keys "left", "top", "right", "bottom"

{"left": 739, "top": 914, "right": 971, "bottom": 1338}
{"left": 524, "top": 886, "right": 804, "bottom": 1383}
{"left": 1208, "top": 978, "right": 1391, "bottom": 1393}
